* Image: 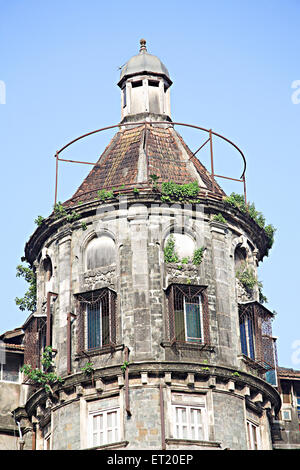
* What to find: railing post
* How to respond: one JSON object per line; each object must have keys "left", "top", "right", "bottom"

{"left": 54, "top": 151, "right": 59, "bottom": 207}
{"left": 209, "top": 129, "right": 215, "bottom": 193}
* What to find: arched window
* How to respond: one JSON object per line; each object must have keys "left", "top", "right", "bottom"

{"left": 234, "top": 246, "right": 247, "bottom": 273}
{"left": 43, "top": 256, "right": 53, "bottom": 282}
{"left": 85, "top": 236, "right": 116, "bottom": 270}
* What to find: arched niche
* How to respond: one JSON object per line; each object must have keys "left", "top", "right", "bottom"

{"left": 234, "top": 245, "right": 247, "bottom": 273}
{"left": 43, "top": 256, "right": 53, "bottom": 282}
{"left": 164, "top": 232, "right": 196, "bottom": 260}
{"left": 85, "top": 235, "right": 116, "bottom": 270}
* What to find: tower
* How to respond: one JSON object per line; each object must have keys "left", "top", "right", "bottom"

{"left": 15, "top": 40, "right": 280, "bottom": 450}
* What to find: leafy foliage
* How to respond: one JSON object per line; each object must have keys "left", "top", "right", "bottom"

{"left": 224, "top": 193, "right": 276, "bottom": 251}
{"left": 121, "top": 361, "right": 129, "bottom": 373}
{"left": 21, "top": 346, "right": 63, "bottom": 393}
{"left": 164, "top": 235, "right": 205, "bottom": 267}
{"left": 192, "top": 247, "right": 205, "bottom": 266}
{"left": 236, "top": 262, "right": 267, "bottom": 303}
{"left": 97, "top": 189, "right": 114, "bottom": 201}
{"left": 81, "top": 362, "right": 95, "bottom": 375}
{"left": 34, "top": 215, "right": 45, "bottom": 226}
{"left": 164, "top": 235, "right": 179, "bottom": 263}
{"left": 212, "top": 213, "right": 227, "bottom": 224}
{"left": 236, "top": 263, "right": 259, "bottom": 291}
{"left": 15, "top": 263, "right": 37, "bottom": 313}
{"left": 161, "top": 181, "right": 200, "bottom": 203}
{"left": 53, "top": 202, "right": 80, "bottom": 223}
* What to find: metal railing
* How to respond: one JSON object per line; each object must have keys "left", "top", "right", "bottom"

{"left": 52, "top": 121, "right": 247, "bottom": 207}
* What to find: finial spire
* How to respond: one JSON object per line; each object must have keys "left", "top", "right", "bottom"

{"left": 139, "top": 38, "right": 147, "bottom": 52}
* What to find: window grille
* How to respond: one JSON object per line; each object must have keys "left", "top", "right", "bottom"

{"left": 239, "top": 302, "right": 276, "bottom": 377}
{"left": 23, "top": 316, "right": 47, "bottom": 369}
{"left": 77, "top": 289, "right": 116, "bottom": 353}
{"left": 167, "top": 285, "right": 210, "bottom": 346}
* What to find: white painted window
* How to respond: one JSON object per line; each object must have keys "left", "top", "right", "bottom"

{"left": 42, "top": 422, "right": 51, "bottom": 450}
{"left": 247, "top": 420, "right": 261, "bottom": 450}
{"left": 0, "top": 353, "right": 21, "bottom": 383}
{"left": 89, "top": 408, "right": 120, "bottom": 447}
{"left": 173, "top": 404, "right": 207, "bottom": 441}
{"left": 282, "top": 409, "right": 291, "bottom": 421}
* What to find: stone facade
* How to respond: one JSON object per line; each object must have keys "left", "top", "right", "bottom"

{"left": 0, "top": 41, "right": 285, "bottom": 451}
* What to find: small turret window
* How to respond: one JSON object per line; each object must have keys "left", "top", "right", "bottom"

{"left": 122, "top": 87, "right": 127, "bottom": 108}
{"left": 148, "top": 80, "right": 159, "bottom": 87}
{"left": 131, "top": 80, "right": 143, "bottom": 88}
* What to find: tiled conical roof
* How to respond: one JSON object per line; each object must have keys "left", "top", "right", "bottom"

{"left": 65, "top": 124, "right": 225, "bottom": 206}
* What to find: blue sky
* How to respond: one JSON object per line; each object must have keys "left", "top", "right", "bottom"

{"left": 0, "top": 0, "right": 299, "bottom": 368}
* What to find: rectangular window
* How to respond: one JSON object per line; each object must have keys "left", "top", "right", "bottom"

{"left": 297, "top": 394, "right": 300, "bottom": 423}
{"left": 173, "top": 404, "right": 206, "bottom": 441}
{"left": 77, "top": 289, "right": 116, "bottom": 353}
{"left": 131, "top": 80, "right": 143, "bottom": 88}
{"left": 0, "top": 353, "right": 20, "bottom": 383}
{"left": 240, "top": 315, "right": 255, "bottom": 359}
{"left": 122, "top": 87, "right": 126, "bottom": 108}
{"left": 247, "top": 420, "right": 261, "bottom": 450}
{"left": 148, "top": 80, "right": 159, "bottom": 87}
{"left": 87, "top": 302, "right": 110, "bottom": 350}
{"left": 89, "top": 408, "right": 120, "bottom": 448}
{"left": 168, "top": 285, "right": 208, "bottom": 345}
{"left": 281, "top": 382, "right": 291, "bottom": 403}
{"left": 282, "top": 409, "right": 291, "bottom": 421}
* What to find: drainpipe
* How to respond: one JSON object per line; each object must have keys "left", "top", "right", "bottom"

{"left": 46, "top": 292, "right": 58, "bottom": 347}
{"left": 31, "top": 423, "right": 36, "bottom": 450}
{"left": 159, "top": 383, "right": 166, "bottom": 450}
{"left": 67, "top": 312, "right": 76, "bottom": 375}
{"left": 16, "top": 421, "right": 25, "bottom": 450}
{"left": 124, "top": 346, "right": 131, "bottom": 416}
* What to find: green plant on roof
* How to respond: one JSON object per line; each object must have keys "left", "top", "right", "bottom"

{"left": 34, "top": 215, "right": 45, "bottom": 226}
{"left": 149, "top": 174, "right": 159, "bottom": 190}
{"left": 81, "top": 222, "right": 87, "bottom": 231}
{"left": 97, "top": 189, "right": 114, "bottom": 201}
{"left": 133, "top": 187, "right": 140, "bottom": 194}
{"left": 223, "top": 193, "right": 276, "bottom": 252}
{"left": 212, "top": 213, "right": 227, "bottom": 224}
{"left": 160, "top": 180, "right": 200, "bottom": 203}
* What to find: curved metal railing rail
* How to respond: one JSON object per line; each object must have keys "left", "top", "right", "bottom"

{"left": 53, "top": 121, "right": 247, "bottom": 206}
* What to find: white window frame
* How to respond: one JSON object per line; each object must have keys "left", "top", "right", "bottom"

{"left": 172, "top": 403, "right": 208, "bottom": 441}
{"left": 0, "top": 353, "right": 21, "bottom": 384}
{"left": 183, "top": 295, "right": 203, "bottom": 343}
{"left": 88, "top": 407, "right": 120, "bottom": 448}
{"left": 247, "top": 420, "right": 261, "bottom": 450}
{"left": 43, "top": 432, "right": 51, "bottom": 450}
{"left": 282, "top": 409, "right": 292, "bottom": 421}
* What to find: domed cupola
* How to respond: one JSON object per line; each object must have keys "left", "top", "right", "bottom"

{"left": 118, "top": 39, "right": 172, "bottom": 123}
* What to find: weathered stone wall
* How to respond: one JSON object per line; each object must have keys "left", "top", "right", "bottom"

{"left": 24, "top": 198, "right": 278, "bottom": 450}
{"left": 51, "top": 400, "right": 80, "bottom": 450}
